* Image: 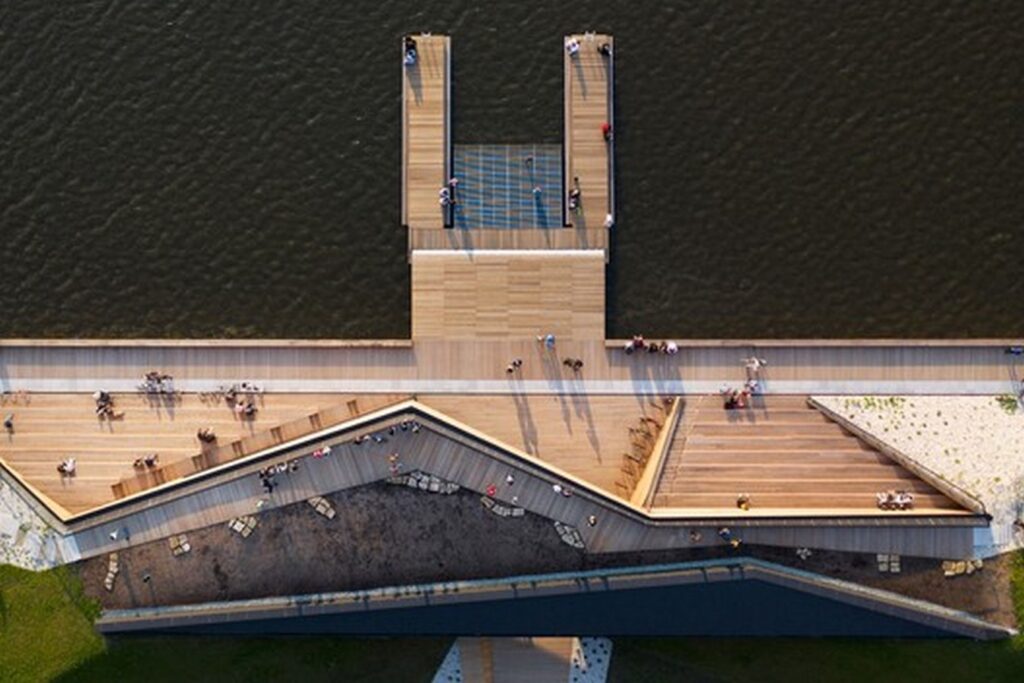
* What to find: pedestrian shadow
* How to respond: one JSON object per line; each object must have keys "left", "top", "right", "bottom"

{"left": 511, "top": 389, "right": 538, "bottom": 455}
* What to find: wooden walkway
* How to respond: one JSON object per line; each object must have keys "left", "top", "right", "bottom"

{"left": 0, "top": 392, "right": 402, "bottom": 515}
{"left": 408, "top": 227, "right": 609, "bottom": 257}
{"left": 0, "top": 340, "right": 1016, "bottom": 389}
{"left": 411, "top": 251, "right": 606, "bottom": 340}
{"left": 459, "top": 637, "right": 574, "bottom": 683}
{"left": 652, "top": 396, "right": 960, "bottom": 513}
{"left": 564, "top": 33, "right": 613, "bottom": 229}
{"left": 403, "top": 34, "right": 450, "bottom": 229}
{"left": 420, "top": 394, "right": 666, "bottom": 497}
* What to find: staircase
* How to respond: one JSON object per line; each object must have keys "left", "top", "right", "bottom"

{"left": 652, "top": 396, "right": 960, "bottom": 511}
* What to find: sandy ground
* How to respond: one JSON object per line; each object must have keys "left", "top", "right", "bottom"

{"left": 0, "top": 478, "right": 68, "bottom": 570}
{"left": 815, "top": 395, "right": 1024, "bottom": 553}
{"left": 78, "top": 482, "right": 1016, "bottom": 629}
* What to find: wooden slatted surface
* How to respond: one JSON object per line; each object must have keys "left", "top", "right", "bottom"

{"left": 459, "top": 637, "right": 573, "bottom": 683}
{"left": 652, "top": 396, "right": 962, "bottom": 512}
{"left": 411, "top": 251, "right": 605, "bottom": 340}
{"left": 564, "top": 33, "right": 613, "bottom": 229}
{"left": 408, "top": 227, "right": 609, "bottom": 257}
{"left": 0, "top": 392, "right": 402, "bottom": 514}
{"left": 0, "top": 341, "right": 1015, "bottom": 386}
{"left": 420, "top": 395, "right": 664, "bottom": 497}
{"left": 403, "top": 34, "right": 449, "bottom": 228}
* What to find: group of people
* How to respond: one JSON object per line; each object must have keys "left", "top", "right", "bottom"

{"left": 139, "top": 371, "right": 174, "bottom": 394}
{"left": 720, "top": 356, "right": 769, "bottom": 409}
{"left": 717, "top": 526, "right": 742, "bottom": 549}
{"left": 353, "top": 420, "right": 422, "bottom": 446}
{"left": 223, "top": 384, "right": 259, "bottom": 419}
{"left": 223, "top": 382, "right": 261, "bottom": 403}
{"left": 132, "top": 453, "right": 159, "bottom": 469}
{"left": 562, "top": 357, "right": 584, "bottom": 373}
{"left": 565, "top": 36, "right": 612, "bottom": 58}
{"left": 196, "top": 427, "right": 217, "bottom": 444}
{"left": 93, "top": 390, "right": 123, "bottom": 420}
{"left": 623, "top": 335, "right": 679, "bottom": 356}
{"left": 259, "top": 460, "right": 298, "bottom": 493}
{"left": 877, "top": 489, "right": 915, "bottom": 510}
{"left": 439, "top": 177, "right": 459, "bottom": 207}
{"left": 232, "top": 399, "right": 259, "bottom": 419}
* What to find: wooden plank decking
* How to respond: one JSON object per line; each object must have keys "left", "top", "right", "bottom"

{"left": 459, "top": 637, "right": 573, "bottom": 683}
{"left": 564, "top": 33, "right": 613, "bottom": 229}
{"left": 411, "top": 251, "right": 606, "bottom": 340}
{"left": 420, "top": 394, "right": 667, "bottom": 498}
{"left": 403, "top": 34, "right": 450, "bottom": 229}
{"left": 408, "top": 227, "right": 609, "bottom": 256}
{"left": 652, "top": 396, "right": 961, "bottom": 513}
{"left": 0, "top": 341, "right": 1015, "bottom": 387}
{"left": 0, "top": 392, "right": 402, "bottom": 514}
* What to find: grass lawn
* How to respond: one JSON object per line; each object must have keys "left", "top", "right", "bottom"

{"left": 3, "top": 552, "right": 1023, "bottom": 682}
{"left": 0, "top": 564, "right": 448, "bottom": 683}
{"left": 608, "top": 550, "right": 1024, "bottom": 683}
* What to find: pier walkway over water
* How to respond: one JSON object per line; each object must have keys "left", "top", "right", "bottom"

{"left": 565, "top": 33, "right": 614, "bottom": 229}
{"left": 402, "top": 34, "right": 450, "bottom": 229}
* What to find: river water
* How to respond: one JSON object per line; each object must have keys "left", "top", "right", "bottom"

{"left": 1, "top": 1, "right": 1021, "bottom": 338}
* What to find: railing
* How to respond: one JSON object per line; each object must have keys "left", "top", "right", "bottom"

{"left": 604, "top": 338, "right": 1023, "bottom": 348}
{"left": 111, "top": 395, "right": 411, "bottom": 500}
{"left": 630, "top": 396, "right": 684, "bottom": 508}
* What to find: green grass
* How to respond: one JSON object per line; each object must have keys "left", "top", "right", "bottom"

{"left": 608, "top": 638, "right": 1024, "bottom": 683}
{"left": 0, "top": 564, "right": 447, "bottom": 683}
{"left": 5, "top": 552, "right": 1024, "bottom": 682}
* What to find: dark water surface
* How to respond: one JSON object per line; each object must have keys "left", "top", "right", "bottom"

{"left": 1, "top": 1, "right": 1021, "bottom": 338}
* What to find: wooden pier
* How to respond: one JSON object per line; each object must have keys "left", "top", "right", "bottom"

{"left": 402, "top": 34, "right": 450, "bottom": 229}
{"left": 564, "top": 33, "right": 614, "bottom": 229}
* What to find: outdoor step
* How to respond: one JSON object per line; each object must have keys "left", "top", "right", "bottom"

{"left": 683, "top": 436, "right": 870, "bottom": 451}
{"left": 688, "top": 423, "right": 849, "bottom": 437}
{"left": 688, "top": 409, "right": 831, "bottom": 425}
{"left": 661, "top": 463, "right": 912, "bottom": 479}
{"left": 670, "top": 449, "right": 891, "bottom": 465}
{"left": 658, "top": 478, "right": 940, "bottom": 494}
{"left": 652, "top": 491, "right": 962, "bottom": 510}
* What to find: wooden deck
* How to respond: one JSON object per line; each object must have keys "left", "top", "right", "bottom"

{"left": 652, "top": 396, "right": 962, "bottom": 513}
{"left": 403, "top": 34, "right": 450, "bottom": 229}
{"left": 0, "top": 340, "right": 1015, "bottom": 388}
{"left": 411, "top": 251, "right": 606, "bottom": 340}
{"left": 408, "top": 227, "right": 609, "bottom": 258}
{"left": 421, "top": 394, "right": 667, "bottom": 498}
{"left": 459, "top": 637, "right": 573, "bottom": 683}
{"left": 564, "top": 33, "right": 613, "bottom": 229}
{"left": 0, "top": 392, "right": 402, "bottom": 515}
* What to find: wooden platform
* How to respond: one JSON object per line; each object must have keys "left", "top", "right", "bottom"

{"left": 411, "top": 250, "right": 606, "bottom": 340}
{"left": 408, "top": 227, "right": 609, "bottom": 258}
{"left": 459, "top": 637, "right": 573, "bottom": 683}
{"left": 652, "top": 396, "right": 963, "bottom": 513}
{"left": 0, "top": 392, "right": 401, "bottom": 515}
{"left": 564, "top": 33, "right": 613, "bottom": 229}
{"left": 402, "top": 34, "right": 450, "bottom": 229}
{"left": 421, "top": 394, "right": 665, "bottom": 498}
